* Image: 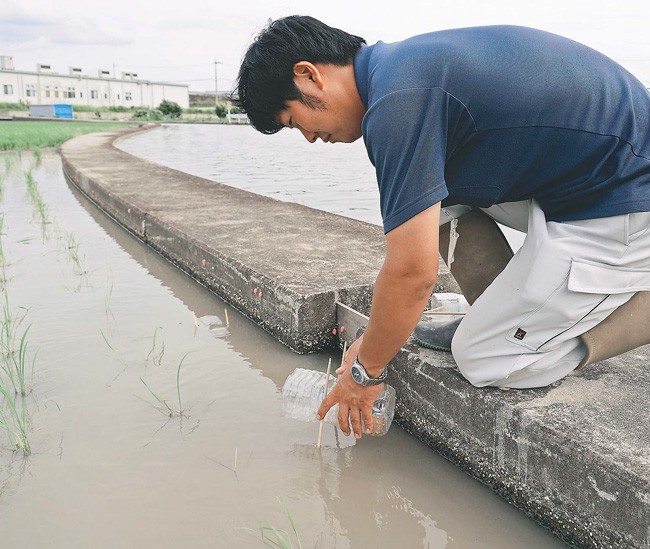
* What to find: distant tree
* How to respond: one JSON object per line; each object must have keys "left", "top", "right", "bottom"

{"left": 159, "top": 100, "right": 182, "bottom": 118}
{"left": 215, "top": 103, "right": 226, "bottom": 118}
{"left": 132, "top": 109, "right": 163, "bottom": 121}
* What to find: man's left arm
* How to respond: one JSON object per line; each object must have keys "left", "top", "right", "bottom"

{"left": 317, "top": 203, "right": 441, "bottom": 438}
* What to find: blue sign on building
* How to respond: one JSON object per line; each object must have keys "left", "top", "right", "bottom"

{"left": 29, "top": 103, "right": 74, "bottom": 119}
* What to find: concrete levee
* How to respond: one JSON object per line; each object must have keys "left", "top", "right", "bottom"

{"left": 60, "top": 127, "right": 649, "bottom": 548}
{"left": 60, "top": 127, "right": 457, "bottom": 353}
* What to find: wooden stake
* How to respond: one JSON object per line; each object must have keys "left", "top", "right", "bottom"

{"left": 316, "top": 342, "right": 346, "bottom": 448}
{"left": 224, "top": 308, "right": 230, "bottom": 327}
{"left": 340, "top": 341, "right": 348, "bottom": 370}
{"left": 316, "top": 357, "right": 332, "bottom": 448}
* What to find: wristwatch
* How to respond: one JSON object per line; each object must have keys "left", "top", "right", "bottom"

{"left": 350, "top": 356, "right": 387, "bottom": 386}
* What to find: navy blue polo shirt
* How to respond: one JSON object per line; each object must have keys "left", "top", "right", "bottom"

{"left": 354, "top": 25, "right": 650, "bottom": 233}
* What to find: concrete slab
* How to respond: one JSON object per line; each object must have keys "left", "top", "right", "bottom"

{"left": 61, "top": 127, "right": 649, "bottom": 548}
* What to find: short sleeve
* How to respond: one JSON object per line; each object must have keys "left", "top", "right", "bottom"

{"left": 363, "top": 87, "right": 451, "bottom": 233}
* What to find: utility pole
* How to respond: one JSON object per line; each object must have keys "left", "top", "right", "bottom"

{"left": 214, "top": 59, "right": 223, "bottom": 106}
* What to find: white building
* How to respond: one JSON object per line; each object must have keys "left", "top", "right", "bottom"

{"left": 0, "top": 56, "right": 189, "bottom": 109}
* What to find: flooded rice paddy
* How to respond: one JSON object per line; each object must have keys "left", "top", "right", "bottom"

{"left": 0, "top": 148, "right": 561, "bottom": 547}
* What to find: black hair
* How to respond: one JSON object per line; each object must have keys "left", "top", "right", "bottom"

{"left": 233, "top": 15, "right": 365, "bottom": 134}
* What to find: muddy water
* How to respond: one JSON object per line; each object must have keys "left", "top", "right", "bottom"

{"left": 0, "top": 150, "right": 562, "bottom": 548}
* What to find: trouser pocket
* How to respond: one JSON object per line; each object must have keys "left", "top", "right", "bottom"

{"left": 568, "top": 258, "right": 650, "bottom": 294}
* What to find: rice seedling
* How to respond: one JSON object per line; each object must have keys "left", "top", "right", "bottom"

{"left": 146, "top": 326, "right": 165, "bottom": 366}
{"left": 0, "top": 383, "right": 31, "bottom": 455}
{"left": 207, "top": 447, "right": 238, "bottom": 474}
{"left": 3, "top": 154, "right": 12, "bottom": 173}
{"left": 140, "top": 353, "right": 190, "bottom": 418}
{"left": 64, "top": 231, "right": 86, "bottom": 276}
{"left": 259, "top": 498, "right": 303, "bottom": 549}
{"left": 1, "top": 153, "right": 15, "bottom": 186}
{"left": 100, "top": 329, "right": 116, "bottom": 351}
{"left": 0, "top": 291, "right": 31, "bottom": 395}
{"left": 104, "top": 278, "right": 114, "bottom": 321}
{"left": 24, "top": 170, "right": 50, "bottom": 238}
{"left": 9, "top": 325, "right": 36, "bottom": 397}
{"left": 139, "top": 378, "right": 176, "bottom": 417}
{"left": 175, "top": 352, "right": 189, "bottom": 416}
{"left": 0, "top": 215, "right": 6, "bottom": 287}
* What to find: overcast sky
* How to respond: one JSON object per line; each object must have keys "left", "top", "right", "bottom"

{"left": 2, "top": 0, "right": 649, "bottom": 92}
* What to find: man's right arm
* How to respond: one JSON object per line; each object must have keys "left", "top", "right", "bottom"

{"left": 318, "top": 204, "right": 441, "bottom": 438}
{"left": 354, "top": 203, "right": 441, "bottom": 376}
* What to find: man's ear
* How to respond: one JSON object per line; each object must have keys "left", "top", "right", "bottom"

{"left": 293, "top": 61, "right": 325, "bottom": 90}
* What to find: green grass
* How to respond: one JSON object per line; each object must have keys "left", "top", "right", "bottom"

{"left": 0, "top": 102, "right": 28, "bottom": 111}
{"left": 184, "top": 108, "right": 216, "bottom": 114}
{"left": 0, "top": 121, "right": 129, "bottom": 150}
{"left": 60, "top": 105, "right": 135, "bottom": 113}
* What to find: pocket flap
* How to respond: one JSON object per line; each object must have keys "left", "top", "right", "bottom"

{"left": 568, "top": 258, "right": 650, "bottom": 294}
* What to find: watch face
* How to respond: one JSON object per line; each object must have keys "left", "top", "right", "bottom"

{"left": 351, "top": 364, "right": 365, "bottom": 385}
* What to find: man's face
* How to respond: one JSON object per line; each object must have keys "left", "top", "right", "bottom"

{"left": 277, "top": 96, "right": 362, "bottom": 144}
{"left": 275, "top": 61, "right": 365, "bottom": 144}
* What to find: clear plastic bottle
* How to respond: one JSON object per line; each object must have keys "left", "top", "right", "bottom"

{"left": 281, "top": 368, "right": 396, "bottom": 436}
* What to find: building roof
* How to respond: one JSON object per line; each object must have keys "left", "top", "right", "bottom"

{"left": 0, "top": 68, "right": 188, "bottom": 88}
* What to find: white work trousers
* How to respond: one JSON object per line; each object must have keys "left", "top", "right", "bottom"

{"left": 443, "top": 200, "right": 650, "bottom": 388}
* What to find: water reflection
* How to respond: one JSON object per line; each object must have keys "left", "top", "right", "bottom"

{"left": 289, "top": 441, "right": 449, "bottom": 547}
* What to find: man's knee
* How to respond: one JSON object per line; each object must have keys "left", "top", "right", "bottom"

{"left": 451, "top": 320, "right": 587, "bottom": 389}
{"left": 450, "top": 321, "right": 495, "bottom": 387}
{"left": 451, "top": 320, "right": 525, "bottom": 387}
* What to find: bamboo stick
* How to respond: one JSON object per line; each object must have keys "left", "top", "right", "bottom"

{"left": 316, "top": 357, "right": 332, "bottom": 448}
{"left": 317, "top": 342, "right": 347, "bottom": 448}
